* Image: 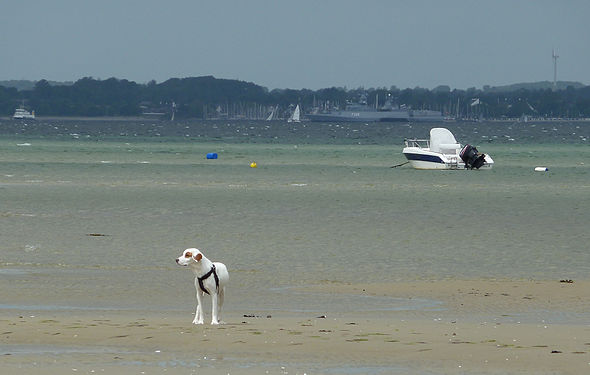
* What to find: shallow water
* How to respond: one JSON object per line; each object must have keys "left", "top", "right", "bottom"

{"left": 1, "top": 120, "right": 589, "bottom": 316}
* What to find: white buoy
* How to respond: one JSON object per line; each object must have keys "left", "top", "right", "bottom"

{"left": 534, "top": 166, "right": 549, "bottom": 172}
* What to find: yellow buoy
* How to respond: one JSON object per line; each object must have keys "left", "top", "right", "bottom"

{"left": 250, "top": 162, "right": 257, "bottom": 168}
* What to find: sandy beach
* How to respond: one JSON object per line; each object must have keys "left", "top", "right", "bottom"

{"left": 1, "top": 130, "right": 589, "bottom": 374}
{"left": 2, "top": 279, "right": 589, "bottom": 375}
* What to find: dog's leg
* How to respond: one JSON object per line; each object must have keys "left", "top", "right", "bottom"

{"left": 217, "top": 287, "right": 225, "bottom": 324}
{"left": 193, "top": 289, "right": 204, "bottom": 325}
{"left": 210, "top": 292, "right": 219, "bottom": 325}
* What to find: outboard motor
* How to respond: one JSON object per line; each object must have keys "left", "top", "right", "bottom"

{"left": 460, "top": 144, "right": 486, "bottom": 169}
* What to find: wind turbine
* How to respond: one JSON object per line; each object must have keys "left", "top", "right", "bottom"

{"left": 552, "top": 49, "right": 559, "bottom": 89}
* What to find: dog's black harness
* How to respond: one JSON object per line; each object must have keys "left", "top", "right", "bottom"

{"left": 197, "top": 264, "right": 219, "bottom": 295}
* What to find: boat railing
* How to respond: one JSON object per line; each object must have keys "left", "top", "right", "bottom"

{"left": 404, "top": 138, "right": 430, "bottom": 149}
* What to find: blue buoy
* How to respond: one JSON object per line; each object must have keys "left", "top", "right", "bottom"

{"left": 206, "top": 153, "right": 218, "bottom": 159}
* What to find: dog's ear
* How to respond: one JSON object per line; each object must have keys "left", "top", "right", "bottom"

{"left": 194, "top": 253, "right": 202, "bottom": 262}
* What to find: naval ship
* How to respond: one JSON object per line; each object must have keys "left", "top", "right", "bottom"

{"left": 306, "top": 101, "right": 444, "bottom": 123}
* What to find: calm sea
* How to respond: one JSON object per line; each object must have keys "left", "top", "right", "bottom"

{"left": 1, "top": 119, "right": 589, "bottom": 316}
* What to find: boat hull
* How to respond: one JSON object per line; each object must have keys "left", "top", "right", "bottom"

{"left": 307, "top": 111, "right": 408, "bottom": 122}
{"left": 403, "top": 148, "right": 493, "bottom": 170}
{"left": 307, "top": 109, "right": 443, "bottom": 123}
{"left": 404, "top": 152, "right": 458, "bottom": 169}
{"left": 403, "top": 149, "right": 461, "bottom": 170}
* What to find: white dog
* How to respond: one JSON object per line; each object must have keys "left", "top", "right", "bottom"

{"left": 175, "top": 248, "right": 229, "bottom": 325}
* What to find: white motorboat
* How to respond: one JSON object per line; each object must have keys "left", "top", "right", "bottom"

{"left": 13, "top": 108, "right": 35, "bottom": 119}
{"left": 402, "top": 128, "right": 493, "bottom": 170}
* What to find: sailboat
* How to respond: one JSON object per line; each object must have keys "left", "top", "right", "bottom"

{"left": 170, "top": 101, "right": 176, "bottom": 121}
{"left": 288, "top": 104, "right": 301, "bottom": 123}
{"left": 266, "top": 105, "right": 277, "bottom": 121}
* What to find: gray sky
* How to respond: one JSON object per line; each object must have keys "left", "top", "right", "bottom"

{"left": 1, "top": 0, "right": 589, "bottom": 90}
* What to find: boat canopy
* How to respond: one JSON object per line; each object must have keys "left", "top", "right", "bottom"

{"left": 430, "top": 128, "right": 460, "bottom": 153}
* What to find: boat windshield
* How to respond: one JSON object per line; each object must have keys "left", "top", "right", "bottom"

{"left": 404, "top": 138, "right": 430, "bottom": 149}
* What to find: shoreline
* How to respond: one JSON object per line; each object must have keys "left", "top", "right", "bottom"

{"left": 305, "top": 279, "right": 590, "bottom": 323}
{"left": 2, "top": 279, "right": 589, "bottom": 374}
{"left": 3, "top": 115, "right": 590, "bottom": 123}
{"left": 0, "top": 115, "right": 161, "bottom": 122}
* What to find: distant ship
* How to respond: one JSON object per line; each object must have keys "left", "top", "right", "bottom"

{"left": 13, "top": 108, "right": 35, "bottom": 119}
{"left": 306, "top": 103, "right": 443, "bottom": 123}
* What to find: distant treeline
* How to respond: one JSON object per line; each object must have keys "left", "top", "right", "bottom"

{"left": 1, "top": 76, "right": 589, "bottom": 119}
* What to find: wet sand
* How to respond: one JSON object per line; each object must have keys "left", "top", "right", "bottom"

{"left": 2, "top": 280, "right": 589, "bottom": 375}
